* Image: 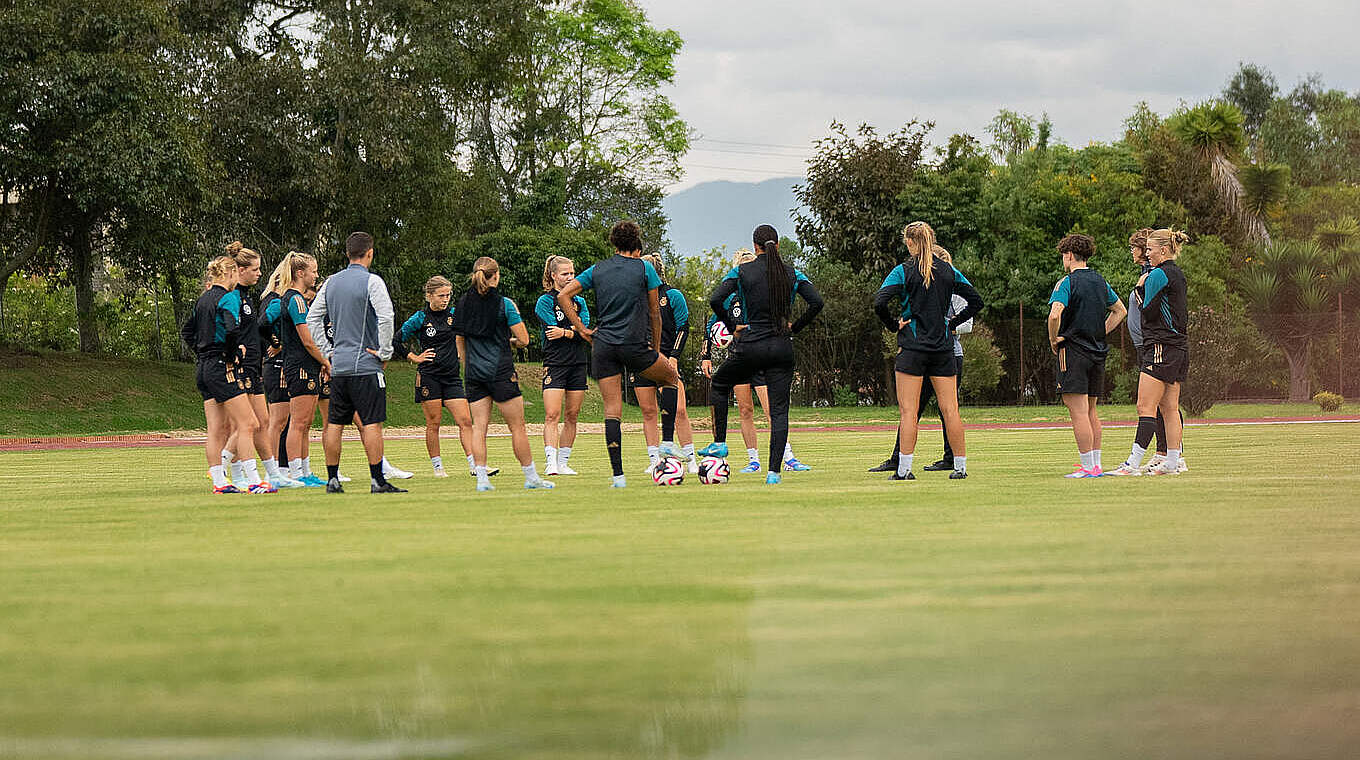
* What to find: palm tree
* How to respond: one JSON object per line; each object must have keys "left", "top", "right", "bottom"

{"left": 1170, "top": 102, "right": 1274, "bottom": 244}
{"left": 1240, "top": 239, "right": 1359, "bottom": 400}
{"left": 1239, "top": 163, "right": 1290, "bottom": 220}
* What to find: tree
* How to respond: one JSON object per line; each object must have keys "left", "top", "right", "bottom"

{"left": 1223, "top": 62, "right": 1279, "bottom": 152}
{"left": 1239, "top": 239, "right": 1360, "bottom": 400}
{"left": 1167, "top": 101, "right": 1269, "bottom": 245}
{"left": 985, "top": 109, "right": 1036, "bottom": 164}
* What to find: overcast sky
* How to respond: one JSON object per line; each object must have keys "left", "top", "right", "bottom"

{"left": 637, "top": 0, "right": 1360, "bottom": 192}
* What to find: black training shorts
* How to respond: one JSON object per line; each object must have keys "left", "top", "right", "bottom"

{"left": 466, "top": 373, "right": 522, "bottom": 404}
{"left": 196, "top": 359, "right": 246, "bottom": 403}
{"left": 592, "top": 340, "right": 660, "bottom": 380}
{"left": 895, "top": 348, "right": 957, "bottom": 377}
{"left": 285, "top": 366, "right": 321, "bottom": 398}
{"left": 1141, "top": 343, "right": 1189, "bottom": 384}
{"left": 542, "top": 364, "right": 589, "bottom": 392}
{"left": 416, "top": 370, "right": 465, "bottom": 403}
{"left": 263, "top": 361, "right": 289, "bottom": 405}
{"left": 1056, "top": 345, "right": 1106, "bottom": 396}
{"left": 328, "top": 373, "right": 387, "bottom": 426}
{"left": 239, "top": 361, "right": 263, "bottom": 396}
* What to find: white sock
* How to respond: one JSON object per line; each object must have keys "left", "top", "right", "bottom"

{"left": 522, "top": 463, "right": 539, "bottom": 483}
{"left": 262, "top": 458, "right": 281, "bottom": 480}
{"left": 559, "top": 446, "right": 572, "bottom": 465}
{"left": 242, "top": 459, "right": 261, "bottom": 485}
{"left": 746, "top": 447, "right": 759, "bottom": 463}
{"left": 682, "top": 443, "right": 695, "bottom": 458}
{"left": 289, "top": 458, "right": 304, "bottom": 479}
{"left": 431, "top": 455, "right": 443, "bottom": 471}
{"left": 1125, "top": 444, "right": 1147, "bottom": 469}
{"left": 1093, "top": 449, "right": 1103, "bottom": 469}
{"left": 647, "top": 445, "right": 659, "bottom": 464}
{"left": 1079, "top": 451, "right": 1094, "bottom": 471}
{"left": 896, "top": 453, "right": 913, "bottom": 477}
{"left": 230, "top": 461, "right": 247, "bottom": 485}
{"left": 221, "top": 448, "right": 234, "bottom": 468}
{"left": 475, "top": 465, "right": 490, "bottom": 487}
{"left": 381, "top": 457, "right": 392, "bottom": 475}
{"left": 1165, "top": 449, "right": 1181, "bottom": 469}
{"left": 302, "top": 456, "right": 312, "bottom": 477}
{"left": 545, "top": 446, "right": 557, "bottom": 465}
{"left": 953, "top": 455, "right": 967, "bottom": 474}
{"left": 209, "top": 465, "right": 230, "bottom": 488}
{"left": 784, "top": 442, "right": 795, "bottom": 461}
{"left": 467, "top": 454, "right": 477, "bottom": 473}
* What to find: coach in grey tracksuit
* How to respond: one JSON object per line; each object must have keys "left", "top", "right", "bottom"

{"left": 308, "top": 231, "right": 403, "bottom": 492}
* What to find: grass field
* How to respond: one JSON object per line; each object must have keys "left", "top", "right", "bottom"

{"left": 3, "top": 422, "right": 1359, "bottom": 759}
{"left": 2, "top": 347, "right": 1356, "bottom": 437}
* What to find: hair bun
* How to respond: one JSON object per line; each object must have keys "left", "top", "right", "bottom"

{"left": 225, "top": 241, "right": 243, "bottom": 254}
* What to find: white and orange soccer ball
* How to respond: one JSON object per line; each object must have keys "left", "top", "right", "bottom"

{"left": 697, "top": 456, "right": 730, "bottom": 484}
{"left": 651, "top": 455, "right": 686, "bottom": 486}
{"left": 709, "top": 321, "right": 733, "bottom": 349}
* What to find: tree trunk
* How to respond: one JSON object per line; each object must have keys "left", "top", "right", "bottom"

{"left": 71, "top": 222, "right": 100, "bottom": 354}
{"left": 1282, "top": 342, "right": 1311, "bottom": 402}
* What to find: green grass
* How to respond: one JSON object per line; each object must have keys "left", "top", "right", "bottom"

{"left": 2, "top": 423, "right": 1359, "bottom": 759}
{"left": 2, "top": 347, "right": 1356, "bottom": 437}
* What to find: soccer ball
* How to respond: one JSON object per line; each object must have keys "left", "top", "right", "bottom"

{"left": 651, "top": 455, "right": 686, "bottom": 486}
{"left": 709, "top": 320, "right": 733, "bottom": 349}
{"left": 697, "top": 456, "right": 730, "bottom": 484}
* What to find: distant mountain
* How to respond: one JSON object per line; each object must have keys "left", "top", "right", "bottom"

{"left": 662, "top": 177, "right": 804, "bottom": 256}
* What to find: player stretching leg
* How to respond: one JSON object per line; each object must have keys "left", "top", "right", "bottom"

{"left": 699, "top": 225, "right": 824, "bottom": 485}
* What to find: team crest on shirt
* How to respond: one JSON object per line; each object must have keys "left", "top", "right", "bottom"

{"left": 660, "top": 295, "right": 668, "bottom": 307}
{"left": 555, "top": 308, "right": 565, "bottom": 321}
{"left": 446, "top": 316, "right": 453, "bottom": 325}
{"left": 243, "top": 303, "right": 253, "bottom": 316}
{"left": 425, "top": 325, "right": 437, "bottom": 337}
{"left": 732, "top": 304, "right": 743, "bottom": 319}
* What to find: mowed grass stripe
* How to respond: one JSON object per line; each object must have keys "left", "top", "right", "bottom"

{"left": 1, "top": 424, "right": 1358, "bottom": 759}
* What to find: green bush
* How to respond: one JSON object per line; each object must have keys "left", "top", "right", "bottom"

{"left": 1182, "top": 305, "right": 1241, "bottom": 416}
{"left": 960, "top": 321, "right": 1005, "bottom": 401}
{"left": 1313, "top": 391, "right": 1344, "bottom": 412}
{"left": 832, "top": 385, "right": 860, "bottom": 407}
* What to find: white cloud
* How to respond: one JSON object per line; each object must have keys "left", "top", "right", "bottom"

{"left": 636, "top": 0, "right": 1360, "bottom": 190}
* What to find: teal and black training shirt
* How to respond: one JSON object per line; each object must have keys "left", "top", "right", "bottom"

{"left": 573, "top": 254, "right": 661, "bottom": 346}
{"left": 1136, "top": 261, "right": 1188, "bottom": 350}
{"left": 396, "top": 307, "right": 460, "bottom": 377}
{"left": 279, "top": 288, "right": 320, "bottom": 375}
{"left": 708, "top": 256, "right": 823, "bottom": 341}
{"left": 655, "top": 282, "right": 689, "bottom": 357}
{"left": 874, "top": 259, "right": 984, "bottom": 353}
{"left": 535, "top": 290, "right": 590, "bottom": 367}
{"left": 453, "top": 294, "right": 523, "bottom": 384}
{"left": 180, "top": 285, "right": 242, "bottom": 362}
{"left": 1049, "top": 268, "right": 1120, "bottom": 358}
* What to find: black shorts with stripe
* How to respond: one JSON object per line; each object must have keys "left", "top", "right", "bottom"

{"left": 196, "top": 358, "right": 246, "bottom": 403}
{"left": 1140, "top": 343, "right": 1188, "bottom": 384}
{"left": 542, "top": 364, "right": 588, "bottom": 392}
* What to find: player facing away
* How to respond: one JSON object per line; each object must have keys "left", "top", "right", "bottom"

{"left": 698, "top": 224, "right": 824, "bottom": 485}
{"left": 868, "top": 246, "right": 973, "bottom": 474}
{"left": 1126, "top": 229, "right": 1188, "bottom": 473}
{"left": 277, "top": 253, "right": 330, "bottom": 487}
{"left": 536, "top": 255, "right": 590, "bottom": 476}
{"left": 874, "top": 221, "right": 984, "bottom": 481}
{"left": 634, "top": 254, "right": 698, "bottom": 474}
{"left": 555, "top": 220, "right": 683, "bottom": 488}
{"left": 308, "top": 231, "right": 406, "bottom": 494}
{"left": 181, "top": 254, "right": 275, "bottom": 494}
{"left": 1109, "top": 229, "right": 1191, "bottom": 477}
{"left": 1047, "top": 234, "right": 1127, "bottom": 478}
{"left": 259, "top": 253, "right": 309, "bottom": 488}
{"left": 454, "top": 257, "right": 554, "bottom": 492}
{"left": 396, "top": 275, "right": 499, "bottom": 479}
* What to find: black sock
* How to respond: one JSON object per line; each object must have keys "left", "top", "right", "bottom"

{"left": 327, "top": 464, "right": 339, "bottom": 480}
{"left": 278, "top": 423, "right": 289, "bottom": 464}
{"left": 660, "top": 386, "right": 678, "bottom": 443}
{"left": 1135, "top": 416, "right": 1158, "bottom": 449}
{"left": 1154, "top": 408, "right": 1167, "bottom": 453}
{"left": 889, "top": 426, "right": 900, "bottom": 461}
{"left": 605, "top": 418, "right": 623, "bottom": 476}
{"left": 710, "top": 388, "right": 729, "bottom": 443}
{"left": 369, "top": 462, "right": 387, "bottom": 486}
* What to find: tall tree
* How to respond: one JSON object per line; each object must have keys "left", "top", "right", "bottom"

{"left": 1168, "top": 101, "right": 1269, "bottom": 245}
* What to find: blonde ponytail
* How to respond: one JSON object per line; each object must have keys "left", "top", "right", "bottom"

{"left": 471, "top": 256, "right": 499, "bottom": 295}
{"left": 206, "top": 255, "right": 238, "bottom": 283}
{"left": 902, "top": 221, "right": 938, "bottom": 288}
{"left": 1147, "top": 228, "right": 1189, "bottom": 259}
{"left": 264, "top": 251, "right": 315, "bottom": 296}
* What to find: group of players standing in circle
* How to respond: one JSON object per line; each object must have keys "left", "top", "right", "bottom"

{"left": 183, "top": 216, "right": 1189, "bottom": 495}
